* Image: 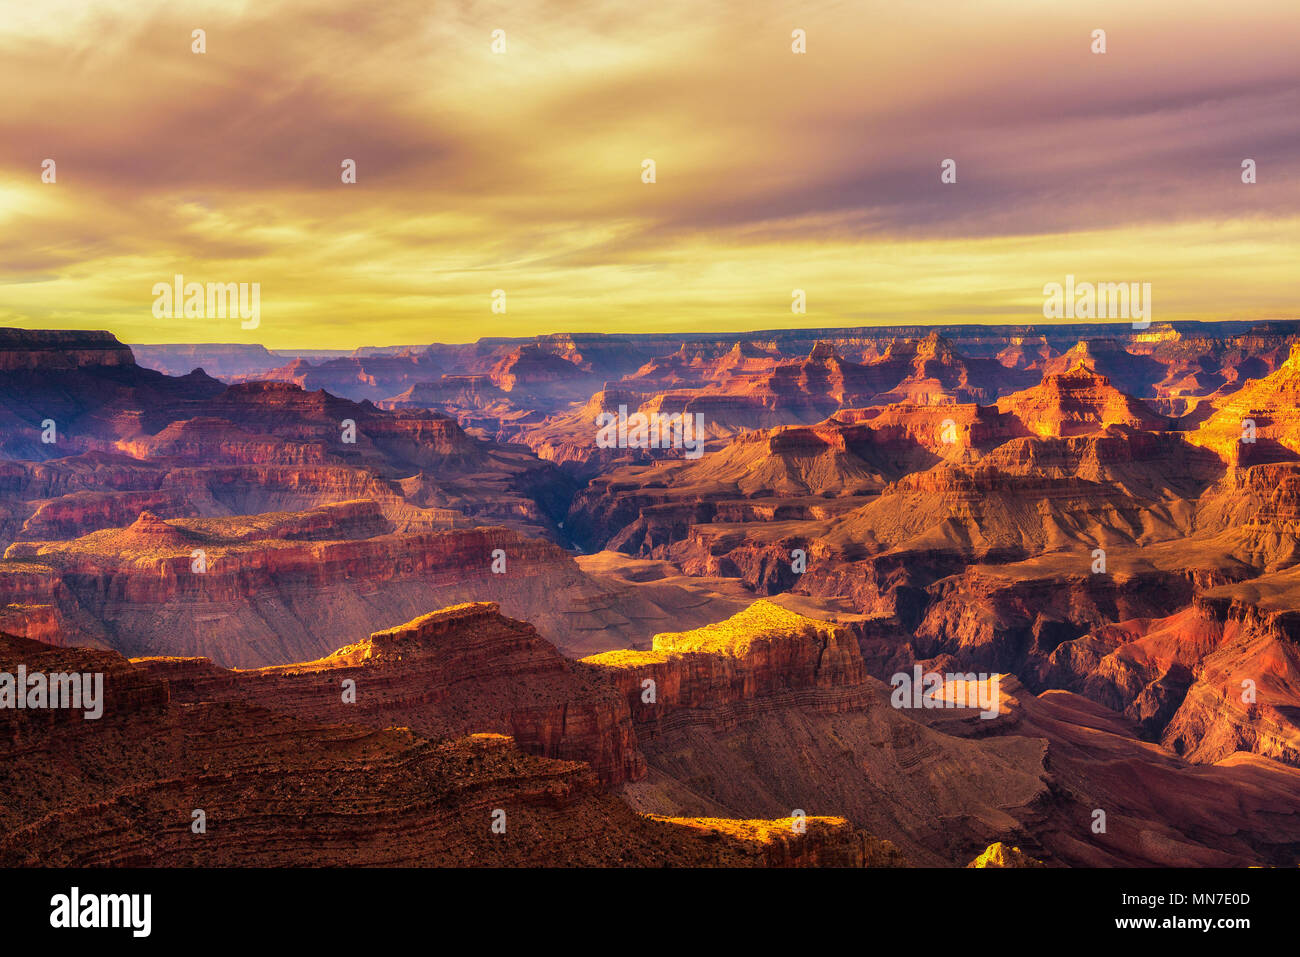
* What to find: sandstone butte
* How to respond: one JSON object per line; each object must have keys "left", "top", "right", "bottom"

{"left": 584, "top": 600, "right": 871, "bottom": 730}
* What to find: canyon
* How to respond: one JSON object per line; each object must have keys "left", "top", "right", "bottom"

{"left": 5, "top": 321, "right": 1300, "bottom": 866}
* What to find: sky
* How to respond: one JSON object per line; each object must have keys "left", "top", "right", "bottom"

{"left": 0, "top": 0, "right": 1296, "bottom": 349}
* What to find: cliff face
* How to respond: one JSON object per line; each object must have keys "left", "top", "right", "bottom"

{"left": 489, "top": 345, "right": 590, "bottom": 394}
{"left": 19, "top": 489, "right": 200, "bottom": 542}
{"left": 0, "top": 329, "right": 136, "bottom": 371}
{"left": 1039, "top": 571, "right": 1300, "bottom": 768}
{"left": 1198, "top": 462, "right": 1300, "bottom": 538}
{"left": 1189, "top": 343, "right": 1300, "bottom": 465}
{"left": 585, "top": 601, "right": 1059, "bottom": 866}
{"left": 0, "top": 621, "right": 890, "bottom": 868}
{"left": 585, "top": 600, "right": 871, "bottom": 736}
{"left": 142, "top": 601, "right": 646, "bottom": 787}
{"left": 909, "top": 561, "right": 1213, "bottom": 675}
{"left": 0, "top": 603, "right": 63, "bottom": 645}
{"left": 1, "top": 512, "right": 610, "bottom": 665}
{"left": 581, "top": 599, "right": 1300, "bottom": 867}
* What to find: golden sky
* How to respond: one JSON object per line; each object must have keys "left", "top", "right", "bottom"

{"left": 0, "top": 0, "right": 1296, "bottom": 348}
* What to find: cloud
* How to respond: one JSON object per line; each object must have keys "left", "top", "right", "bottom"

{"left": 0, "top": 0, "right": 1295, "bottom": 346}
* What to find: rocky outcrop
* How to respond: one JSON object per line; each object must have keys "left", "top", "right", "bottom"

{"left": 585, "top": 600, "right": 871, "bottom": 736}
{"left": 587, "top": 602, "right": 1060, "bottom": 866}
{"left": 0, "top": 627, "right": 891, "bottom": 867}
{"left": 650, "top": 815, "right": 906, "bottom": 867}
{"left": 141, "top": 601, "right": 646, "bottom": 787}
{"left": 0, "top": 329, "right": 136, "bottom": 371}
{"left": 1188, "top": 343, "right": 1300, "bottom": 465}
{"left": 489, "top": 344, "right": 590, "bottom": 394}
{"left": 967, "top": 842, "right": 1046, "bottom": 868}
{"left": 1041, "top": 340, "right": 1167, "bottom": 398}
{"left": 19, "top": 489, "right": 198, "bottom": 542}
{"left": 0, "top": 631, "right": 169, "bottom": 743}
{"left": 997, "top": 362, "right": 1168, "bottom": 437}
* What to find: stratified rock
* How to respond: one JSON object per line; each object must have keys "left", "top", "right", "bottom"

{"left": 997, "top": 362, "right": 1168, "bottom": 437}
{"left": 0, "top": 629, "right": 891, "bottom": 867}
{"left": 142, "top": 601, "right": 646, "bottom": 787}
{"left": 1189, "top": 343, "right": 1300, "bottom": 465}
